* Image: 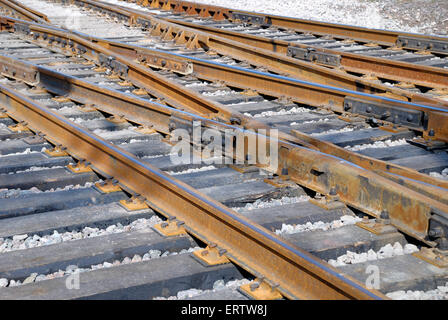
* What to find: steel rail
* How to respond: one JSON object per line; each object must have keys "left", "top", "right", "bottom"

{"left": 0, "top": 0, "right": 49, "bottom": 23}
{"left": 137, "top": 0, "right": 448, "bottom": 53}
{"left": 0, "top": 80, "right": 389, "bottom": 300}
{"left": 2, "top": 17, "right": 448, "bottom": 201}
{"left": 1, "top": 49, "right": 447, "bottom": 247}
{"left": 105, "top": 0, "right": 448, "bottom": 89}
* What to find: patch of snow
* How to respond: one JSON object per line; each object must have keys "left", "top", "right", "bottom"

{"left": 345, "top": 139, "right": 408, "bottom": 151}
{"left": 252, "top": 107, "right": 308, "bottom": 118}
{"left": 0, "top": 216, "right": 162, "bottom": 254}
{"left": 311, "top": 127, "right": 354, "bottom": 136}
{"left": 153, "top": 278, "right": 251, "bottom": 300}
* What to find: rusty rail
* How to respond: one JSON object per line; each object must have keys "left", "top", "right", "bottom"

{"left": 2, "top": 51, "right": 447, "bottom": 201}
{"left": 105, "top": 0, "right": 448, "bottom": 89}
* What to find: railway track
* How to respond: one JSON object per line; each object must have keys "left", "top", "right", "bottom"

{"left": 0, "top": 0, "right": 447, "bottom": 301}
{"left": 99, "top": 0, "right": 448, "bottom": 91}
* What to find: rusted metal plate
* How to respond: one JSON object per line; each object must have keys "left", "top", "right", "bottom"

{"left": 136, "top": 50, "right": 193, "bottom": 74}
{"left": 397, "top": 36, "right": 448, "bottom": 55}
{"left": 0, "top": 55, "right": 40, "bottom": 85}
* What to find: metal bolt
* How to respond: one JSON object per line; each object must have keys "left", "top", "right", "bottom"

{"left": 329, "top": 187, "right": 337, "bottom": 196}
{"left": 380, "top": 210, "right": 389, "bottom": 220}
{"left": 429, "top": 226, "right": 444, "bottom": 239}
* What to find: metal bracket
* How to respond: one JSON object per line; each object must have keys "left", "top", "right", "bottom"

{"left": 344, "top": 96, "right": 424, "bottom": 129}
{"left": 13, "top": 22, "right": 30, "bottom": 35}
{"left": 119, "top": 195, "right": 149, "bottom": 211}
{"left": 397, "top": 36, "right": 448, "bottom": 54}
{"left": 107, "top": 115, "right": 127, "bottom": 123}
{"left": 67, "top": 160, "right": 92, "bottom": 173}
{"left": 240, "top": 278, "right": 282, "bottom": 300}
{"left": 0, "top": 56, "right": 40, "bottom": 85}
{"left": 94, "top": 179, "right": 121, "bottom": 193}
{"left": 407, "top": 137, "right": 447, "bottom": 151}
{"left": 45, "top": 145, "right": 68, "bottom": 157}
{"left": 192, "top": 244, "right": 230, "bottom": 266}
{"left": 78, "top": 104, "right": 97, "bottom": 113}
{"left": 137, "top": 51, "right": 193, "bottom": 75}
{"left": 23, "top": 135, "right": 46, "bottom": 145}
{"left": 231, "top": 12, "right": 267, "bottom": 25}
{"left": 413, "top": 248, "right": 448, "bottom": 268}
{"left": 356, "top": 217, "right": 398, "bottom": 236}
{"left": 153, "top": 218, "right": 187, "bottom": 236}
{"left": 287, "top": 46, "right": 341, "bottom": 67}
{"left": 0, "top": 109, "right": 7, "bottom": 119}
{"left": 8, "top": 121, "right": 30, "bottom": 132}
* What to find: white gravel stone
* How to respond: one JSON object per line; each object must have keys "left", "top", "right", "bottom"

{"left": 403, "top": 243, "right": 419, "bottom": 254}
{"left": 12, "top": 234, "right": 28, "bottom": 241}
{"left": 154, "top": 278, "right": 251, "bottom": 300}
{"left": 0, "top": 278, "right": 8, "bottom": 287}
{"left": 429, "top": 168, "right": 448, "bottom": 180}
